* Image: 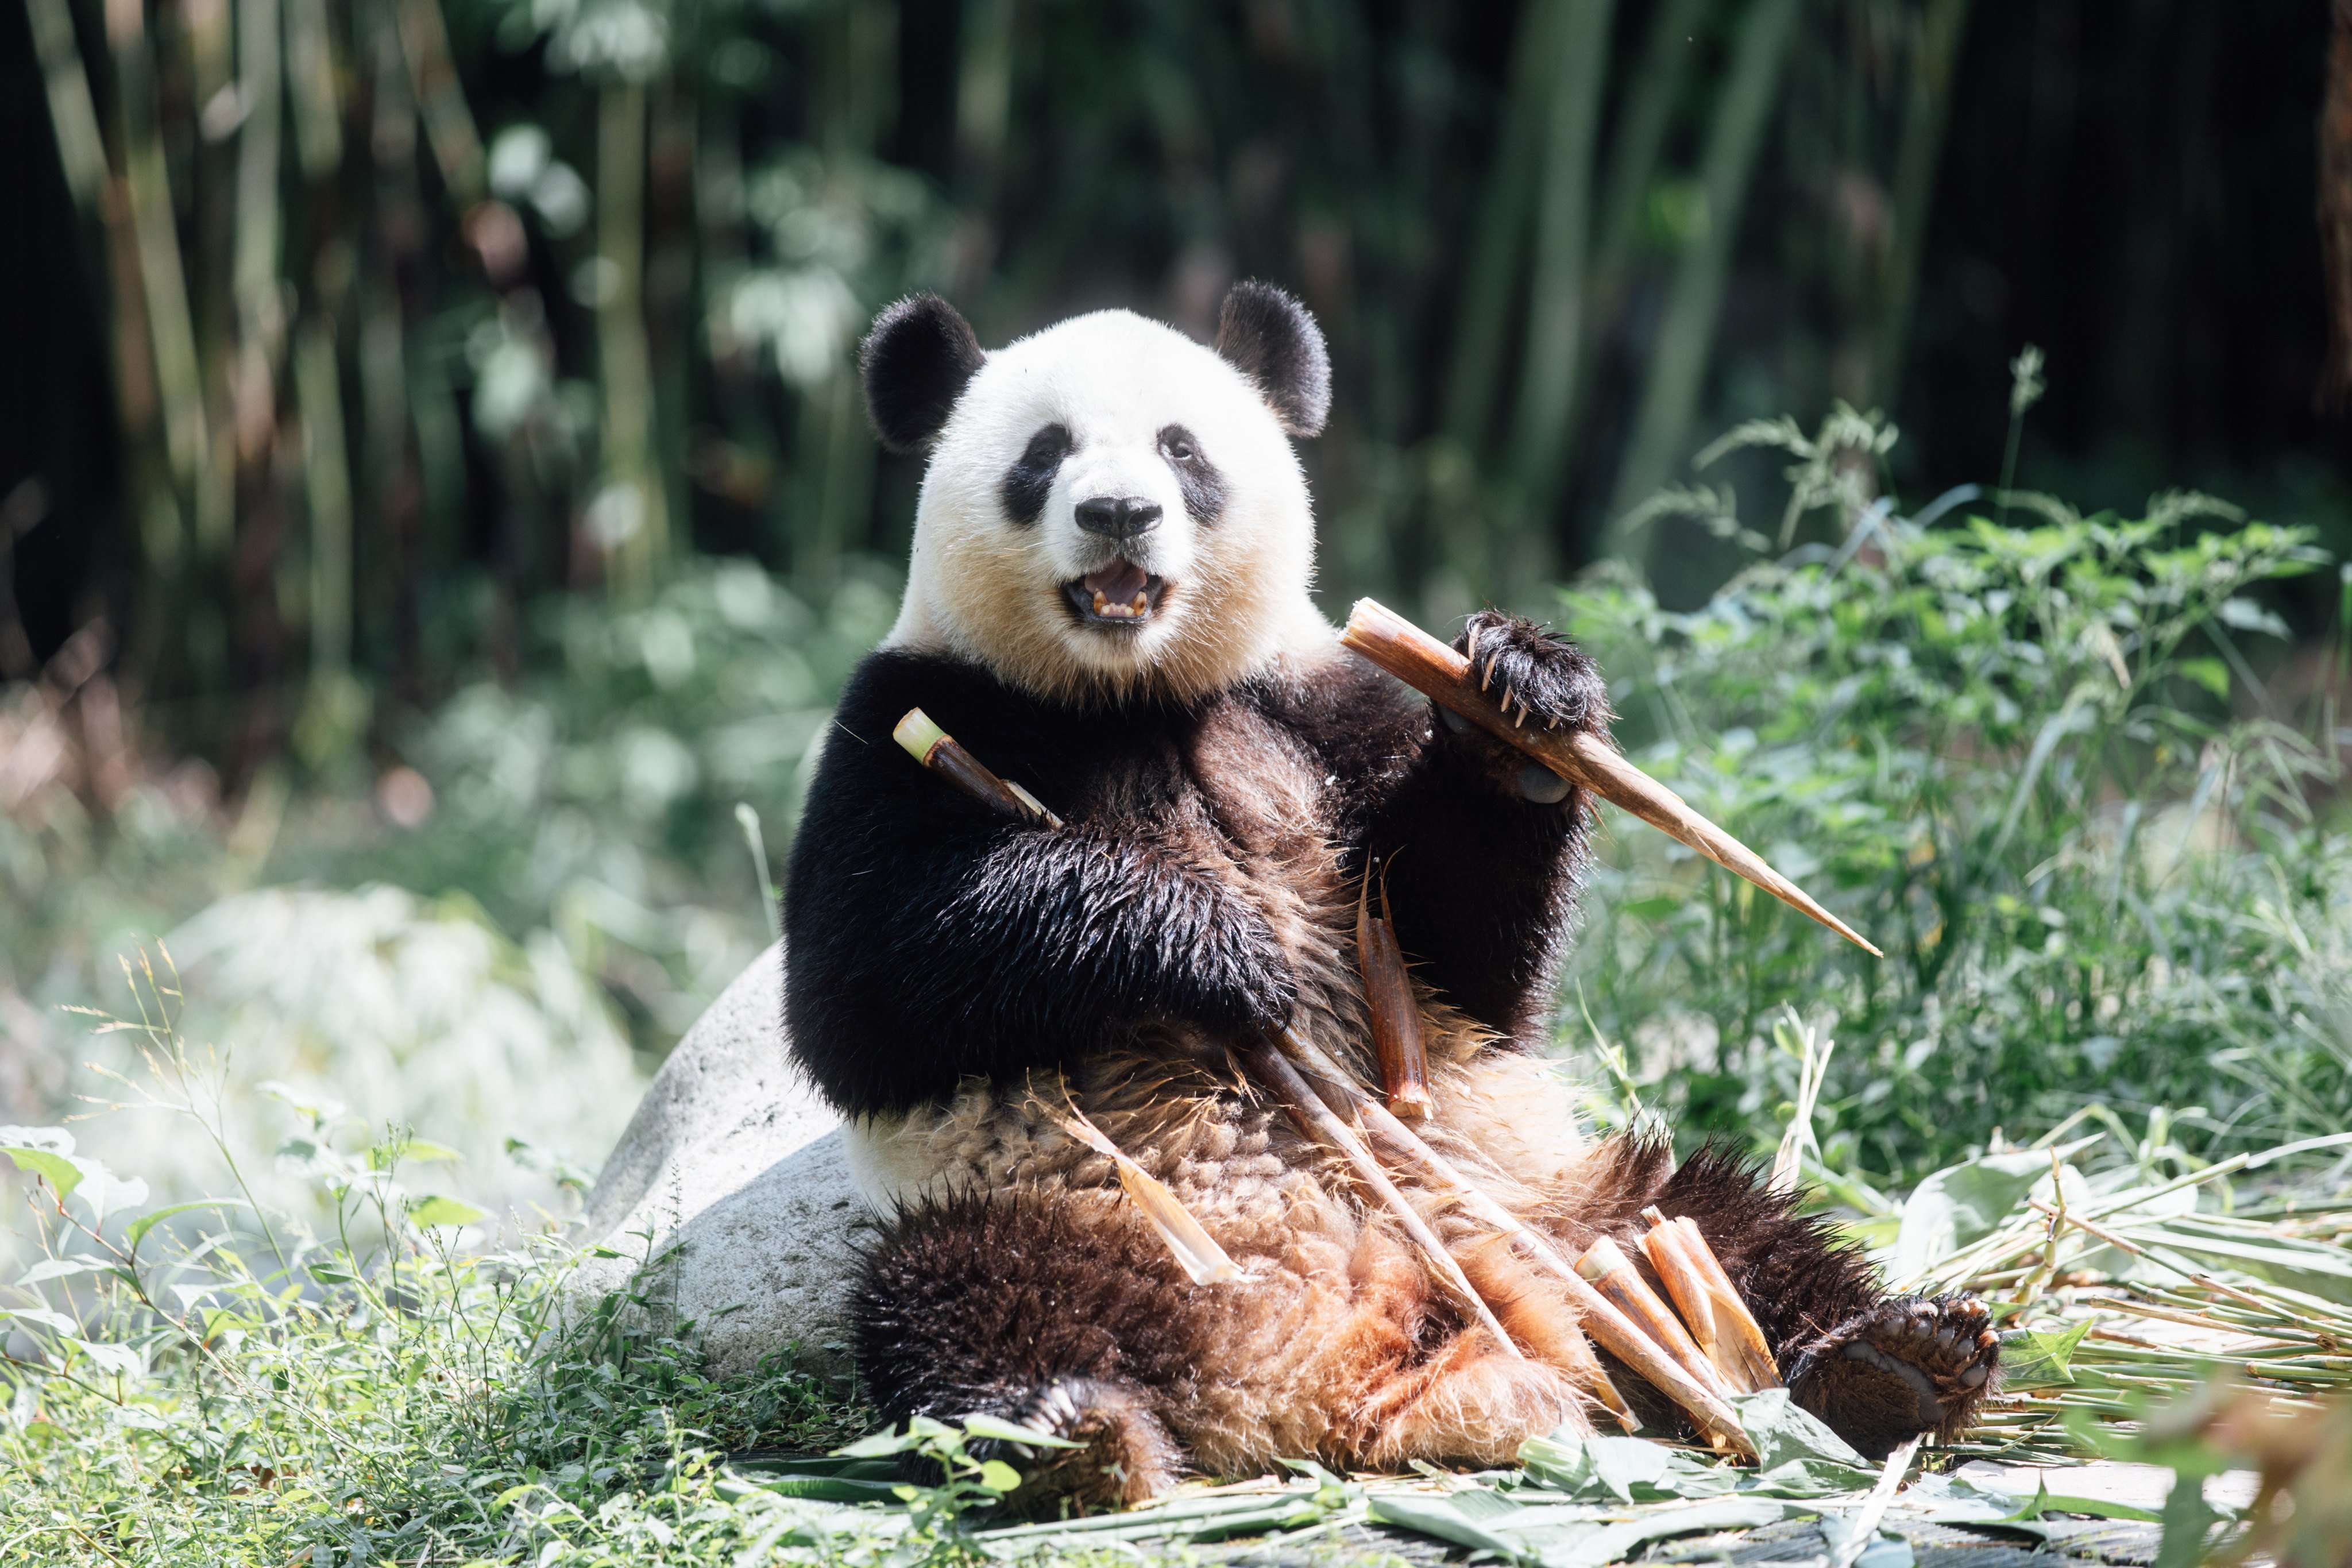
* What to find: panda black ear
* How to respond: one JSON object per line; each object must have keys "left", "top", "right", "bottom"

{"left": 859, "top": 294, "right": 986, "bottom": 453}
{"left": 1214, "top": 281, "right": 1330, "bottom": 438}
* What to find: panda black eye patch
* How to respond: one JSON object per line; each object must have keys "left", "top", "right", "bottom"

{"left": 1157, "top": 424, "right": 1226, "bottom": 524}
{"left": 1000, "top": 424, "right": 1075, "bottom": 526}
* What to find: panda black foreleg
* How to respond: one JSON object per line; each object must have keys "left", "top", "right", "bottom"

{"left": 1362, "top": 612, "right": 1612, "bottom": 1043}
{"left": 851, "top": 1187, "right": 1206, "bottom": 1512}
{"left": 1647, "top": 1150, "right": 2002, "bottom": 1459}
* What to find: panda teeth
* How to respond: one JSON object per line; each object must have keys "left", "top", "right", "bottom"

{"left": 1129, "top": 592, "right": 1149, "bottom": 616}
{"left": 1092, "top": 589, "right": 1110, "bottom": 615}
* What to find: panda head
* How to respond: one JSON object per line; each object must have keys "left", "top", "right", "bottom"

{"left": 864, "top": 283, "right": 1334, "bottom": 706}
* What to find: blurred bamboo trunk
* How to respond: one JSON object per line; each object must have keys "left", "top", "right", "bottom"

{"left": 1508, "top": 0, "right": 1617, "bottom": 557}
{"left": 1603, "top": 0, "right": 1801, "bottom": 547}
{"left": 1440, "top": 0, "right": 1565, "bottom": 456}
{"left": 1873, "top": 0, "right": 1975, "bottom": 405}
{"left": 1570, "top": 0, "right": 1706, "bottom": 452}
{"left": 106, "top": 0, "right": 208, "bottom": 506}
{"left": 598, "top": 80, "right": 668, "bottom": 596}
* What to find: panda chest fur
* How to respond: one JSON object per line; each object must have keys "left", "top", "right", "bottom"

{"left": 1065, "top": 693, "right": 1362, "bottom": 994}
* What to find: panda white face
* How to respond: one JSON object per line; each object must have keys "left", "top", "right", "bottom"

{"left": 866, "top": 288, "right": 1336, "bottom": 706}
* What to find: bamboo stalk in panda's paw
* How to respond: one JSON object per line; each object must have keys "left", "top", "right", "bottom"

{"left": 1336, "top": 599, "right": 1882, "bottom": 958}
{"left": 893, "top": 708, "right": 1063, "bottom": 829}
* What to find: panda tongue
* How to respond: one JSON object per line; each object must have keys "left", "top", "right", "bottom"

{"left": 1083, "top": 560, "right": 1150, "bottom": 604}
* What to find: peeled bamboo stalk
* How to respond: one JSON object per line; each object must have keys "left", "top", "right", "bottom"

{"left": 1275, "top": 1030, "right": 1759, "bottom": 1458}
{"left": 1239, "top": 1038, "right": 1526, "bottom": 1362}
{"left": 1048, "top": 1102, "right": 1242, "bottom": 1287}
{"left": 1338, "top": 598, "right": 1882, "bottom": 957}
{"left": 1641, "top": 1207, "right": 1782, "bottom": 1393}
{"left": 1575, "top": 1236, "right": 1738, "bottom": 1423}
{"left": 895, "top": 709, "right": 1064, "bottom": 828}
{"left": 1356, "top": 859, "right": 1432, "bottom": 1119}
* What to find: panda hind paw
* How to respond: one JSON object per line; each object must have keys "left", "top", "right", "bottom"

{"left": 1787, "top": 1293, "right": 2000, "bottom": 1460}
{"left": 978, "top": 1377, "right": 1184, "bottom": 1515}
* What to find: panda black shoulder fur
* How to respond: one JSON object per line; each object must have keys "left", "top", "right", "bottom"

{"left": 783, "top": 284, "right": 1997, "bottom": 1509}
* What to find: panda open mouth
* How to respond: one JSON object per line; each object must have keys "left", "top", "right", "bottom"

{"left": 1063, "top": 560, "right": 1168, "bottom": 628}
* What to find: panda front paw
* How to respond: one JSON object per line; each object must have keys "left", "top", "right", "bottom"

{"left": 1439, "top": 612, "right": 1612, "bottom": 804}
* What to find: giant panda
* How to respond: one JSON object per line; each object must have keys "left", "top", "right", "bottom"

{"left": 781, "top": 284, "right": 1998, "bottom": 1510}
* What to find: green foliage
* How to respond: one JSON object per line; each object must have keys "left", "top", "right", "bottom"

{"left": 276, "top": 557, "right": 900, "bottom": 1038}
{"left": 1562, "top": 497, "right": 2346, "bottom": 1179}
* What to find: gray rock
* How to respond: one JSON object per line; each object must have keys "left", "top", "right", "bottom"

{"left": 571, "top": 945, "right": 868, "bottom": 1377}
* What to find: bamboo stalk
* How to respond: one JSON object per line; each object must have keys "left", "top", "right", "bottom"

{"left": 1575, "top": 1236, "right": 1738, "bottom": 1426}
{"left": 107, "top": 0, "right": 208, "bottom": 496}
{"left": 1510, "top": 0, "right": 1617, "bottom": 528}
{"left": 1238, "top": 1038, "right": 1527, "bottom": 1362}
{"left": 894, "top": 709, "right": 1063, "bottom": 828}
{"left": 1640, "top": 1207, "right": 1782, "bottom": 1393}
{"left": 1274, "top": 1030, "right": 1760, "bottom": 1458}
{"left": 1357, "top": 860, "right": 1432, "bottom": 1120}
{"left": 595, "top": 78, "right": 666, "bottom": 595}
{"left": 1439, "top": 0, "right": 1558, "bottom": 453}
{"left": 25, "top": 0, "right": 107, "bottom": 213}
{"left": 1338, "top": 598, "right": 1882, "bottom": 956}
{"left": 294, "top": 322, "right": 353, "bottom": 677}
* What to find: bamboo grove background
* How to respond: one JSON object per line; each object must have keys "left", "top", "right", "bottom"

{"left": 2, "top": 0, "right": 2347, "bottom": 785}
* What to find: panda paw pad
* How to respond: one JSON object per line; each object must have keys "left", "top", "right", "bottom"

{"left": 1789, "top": 1294, "right": 2000, "bottom": 1459}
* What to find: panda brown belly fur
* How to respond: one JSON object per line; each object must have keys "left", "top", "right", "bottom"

{"left": 851, "top": 1021, "right": 1998, "bottom": 1507}
{"left": 851, "top": 1021, "right": 1605, "bottom": 1498}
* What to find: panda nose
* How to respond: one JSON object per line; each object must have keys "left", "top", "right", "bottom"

{"left": 1073, "top": 495, "right": 1163, "bottom": 542}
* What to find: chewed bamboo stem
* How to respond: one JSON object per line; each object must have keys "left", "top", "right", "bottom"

{"left": 1275, "top": 1030, "right": 1759, "bottom": 1459}
{"left": 894, "top": 708, "right": 1063, "bottom": 828}
{"left": 1240, "top": 1038, "right": 1527, "bottom": 1362}
{"left": 1357, "top": 858, "right": 1432, "bottom": 1120}
{"left": 1337, "top": 598, "right": 1882, "bottom": 957}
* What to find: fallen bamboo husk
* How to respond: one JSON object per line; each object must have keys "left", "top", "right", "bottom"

{"left": 1356, "top": 858, "right": 1432, "bottom": 1121}
{"left": 1048, "top": 1100, "right": 1243, "bottom": 1287}
{"left": 1640, "top": 1206, "right": 1782, "bottom": 1394}
{"left": 1238, "top": 1037, "right": 1527, "bottom": 1362}
{"left": 893, "top": 707, "right": 1063, "bottom": 829}
{"left": 1336, "top": 599, "right": 1882, "bottom": 957}
{"left": 1275, "top": 1030, "right": 1758, "bottom": 1459}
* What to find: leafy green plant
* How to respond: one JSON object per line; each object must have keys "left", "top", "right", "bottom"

{"left": 1562, "top": 485, "right": 2343, "bottom": 1180}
